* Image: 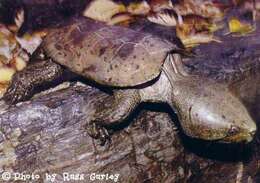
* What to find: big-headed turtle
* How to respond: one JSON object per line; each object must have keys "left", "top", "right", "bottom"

{"left": 3, "top": 17, "right": 256, "bottom": 145}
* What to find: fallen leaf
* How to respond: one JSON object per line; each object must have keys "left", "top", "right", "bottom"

{"left": 0, "top": 83, "right": 8, "bottom": 98}
{"left": 127, "top": 1, "right": 151, "bottom": 15}
{"left": 170, "top": 0, "right": 225, "bottom": 20}
{"left": 0, "top": 26, "right": 17, "bottom": 64}
{"left": 147, "top": 9, "right": 180, "bottom": 27}
{"left": 14, "top": 56, "right": 27, "bottom": 71}
{"left": 180, "top": 33, "right": 221, "bottom": 48}
{"left": 83, "top": 0, "right": 126, "bottom": 23}
{"left": 176, "top": 15, "right": 221, "bottom": 47}
{"left": 109, "top": 13, "right": 133, "bottom": 25}
{"left": 15, "top": 32, "right": 44, "bottom": 54}
{"left": 228, "top": 17, "right": 255, "bottom": 35}
{"left": 0, "top": 67, "right": 15, "bottom": 84}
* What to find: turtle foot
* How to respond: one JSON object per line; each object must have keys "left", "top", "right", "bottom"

{"left": 3, "top": 73, "right": 33, "bottom": 105}
{"left": 3, "top": 60, "right": 64, "bottom": 105}
{"left": 86, "top": 122, "right": 111, "bottom": 146}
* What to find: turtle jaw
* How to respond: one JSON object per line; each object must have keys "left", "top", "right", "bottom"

{"left": 172, "top": 81, "right": 257, "bottom": 143}
{"left": 220, "top": 121, "right": 257, "bottom": 144}
{"left": 185, "top": 93, "right": 257, "bottom": 143}
{"left": 181, "top": 103, "right": 257, "bottom": 143}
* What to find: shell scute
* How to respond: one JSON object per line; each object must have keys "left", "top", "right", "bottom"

{"left": 43, "top": 18, "right": 174, "bottom": 86}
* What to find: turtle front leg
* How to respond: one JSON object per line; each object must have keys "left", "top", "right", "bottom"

{"left": 3, "top": 60, "right": 64, "bottom": 104}
{"left": 86, "top": 89, "right": 141, "bottom": 145}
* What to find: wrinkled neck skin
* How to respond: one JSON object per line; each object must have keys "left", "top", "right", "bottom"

{"left": 159, "top": 54, "right": 257, "bottom": 143}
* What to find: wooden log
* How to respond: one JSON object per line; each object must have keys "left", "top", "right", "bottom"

{"left": 0, "top": 83, "right": 181, "bottom": 182}
{"left": 0, "top": 82, "right": 259, "bottom": 183}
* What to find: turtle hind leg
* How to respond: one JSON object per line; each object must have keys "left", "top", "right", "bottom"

{"left": 86, "top": 89, "right": 141, "bottom": 146}
{"left": 3, "top": 60, "right": 64, "bottom": 104}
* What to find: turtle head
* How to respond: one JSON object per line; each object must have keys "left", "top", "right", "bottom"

{"left": 175, "top": 81, "right": 257, "bottom": 143}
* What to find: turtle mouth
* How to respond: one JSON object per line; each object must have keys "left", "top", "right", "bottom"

{"left": 188, "top": 107, "right": 256, "bottom": 143}
{"left": 219, "top": 127, "right": 256, "bottom": 144}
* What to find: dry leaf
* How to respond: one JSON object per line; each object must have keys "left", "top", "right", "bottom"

{"left": 0, "top": 26, "right": 17, "bottom": 64}
{"left": 149, "top": 0, "right": 171, "bottom": 12}
{"left": 109, "top": 13, "right": 133, "bottom": 25}
{"left": 127, "top": 1, "right": 150, "bottom": 15}
{"left": 16, "top": 32, "right": 44, "bottom": 54}
{"left": 83, "top": 0, "right": 126, "bottom": 23}
{"left": 180, "top": 33, "right": 221, "bottom": 47}
{"left": 0, "top": 23, "right": 43, "bottom": 95}
{"left": 0, "top": 83, "right": 8, "bottom": 98}
{"left": 170, "top": 0, "right": 225, "bottom": 20}
{"left": 14, "top": 56, "right": 27, "bottom": 71}
{"left": 15, "top": 9, "right": 25, "bottom": 30}
{"left": 148, "top": 9, "right": 180, "bottom": 27}
{"left": 176, "top": 15, "right": 221, "bottom": 47}
{"left": 0, "top": 67, "right": 15, "bottom": 84}
{"left": 228, "top": 17, "right": 255, "bottom": 35}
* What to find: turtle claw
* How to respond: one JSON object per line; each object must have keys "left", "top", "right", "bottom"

{"left": 3, "top": 75, "right": 33, "bottom": 105}
{"left": 86, "top": 122, "right": 111, "bottom": 146}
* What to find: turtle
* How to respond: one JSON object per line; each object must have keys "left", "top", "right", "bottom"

{"left": 2, "top": 17, "right": 256, "bottom": 145}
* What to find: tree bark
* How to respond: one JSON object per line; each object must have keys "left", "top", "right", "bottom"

{"left": 0, "top": 82, "right": 259, "bottom": 183}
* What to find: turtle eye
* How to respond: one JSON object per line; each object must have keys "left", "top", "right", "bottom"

{"left": 228, "top": 125, "right": 240, "bottom": 136}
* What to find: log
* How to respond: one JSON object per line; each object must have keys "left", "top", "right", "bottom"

{"left": 0, "top": 82, "right": 259, "bottom": 183}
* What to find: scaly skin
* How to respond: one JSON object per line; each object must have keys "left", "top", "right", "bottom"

{"left": 86, "top": 90, "right": 141, "bottom": 145}
{"left": 3, "top": 60, "right": 64, "bottom": 104}
{"left": 86, "top": 54, "right": 256, "bottom": 145}
{"left": 3, "top": 53, "right": 257, "bottom": 145}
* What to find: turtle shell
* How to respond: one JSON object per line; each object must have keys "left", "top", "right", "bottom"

{"left": 43, "top": 17, "right": 175, "bottom": 87}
